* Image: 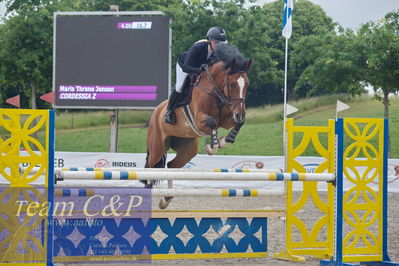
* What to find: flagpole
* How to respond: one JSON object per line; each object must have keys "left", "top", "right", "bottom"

{"left": 283, "top": 23, "right": 289, "bottom": 173}
{"left": 276, "top": 0, "right": 293, "bottom": 261}
{"left": 282, "top": 7, "right": 289, "bottom": 261}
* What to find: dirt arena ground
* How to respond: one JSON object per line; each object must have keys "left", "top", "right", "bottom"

{"left": 67, "top": 192, "right": 399, "bottom": 266}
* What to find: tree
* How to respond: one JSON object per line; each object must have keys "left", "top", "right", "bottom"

{"left": 291, "top": 29, "right": 366, "bottom": 98}
{"left": 82, "top": 0, "right": 179, "bottom": 12}
{"left": 357, "top": 11, "right": 399, "bottom": 155}
{"left": 0, "top": 0, "right": 377, "bottom": 109}
{"left": 231, "top": 4, "right": 281, "bottom": 106}
{"left": 167, "top": 0, "right": 250, "bottom": 80}
{"left": 0, "top": 0, "right": 118, "bottom": 108}
{"left": 0, "top": 5, "right": 53, "bottom": 109}
{"left": 358, "top": 11, "right": 399, "bottom": 120}
{"left": 232, "top": 0, "right": 337, "bottom": 106}
{"left": 1, "top": 0, "right": 42, "bottom": 12}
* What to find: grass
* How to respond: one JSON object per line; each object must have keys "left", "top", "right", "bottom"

{"left": 52, "top": 94, "right": 399, "bottom": 158}
{"left": 55, "top": 109, "right": 152, "bottom": 130}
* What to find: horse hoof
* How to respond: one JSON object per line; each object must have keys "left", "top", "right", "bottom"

{"left": 159, "top": 196, "right": 173, "bottom": 209}
{"left": 141, "top": 180, "right": 153, "bottom": 188}
{"left": 219, "top": 137, "right": 231, "bottom": 148}
{"left": 205, "top": 144, "right": 218, "bottom": 155}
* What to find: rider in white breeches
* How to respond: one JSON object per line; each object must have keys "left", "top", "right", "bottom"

{"left": 164, "top": 26, "right": 228, "bottom": 125}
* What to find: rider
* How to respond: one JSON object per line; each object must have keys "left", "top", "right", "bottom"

{"left": 164, "top": 26, "right": 228, "bottom": 125}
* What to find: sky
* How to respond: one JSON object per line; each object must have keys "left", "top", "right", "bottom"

{"left": 1, "top": 0, "right": 399, "bottom": 28}
{"left": 0, "top": 2, "right": 5, "bottom": 17}
{"left": 306, "top": 0, "right": 399, "bottom": 29}
{"left": 256, "top": 0, "right": 399, "bottom": 29}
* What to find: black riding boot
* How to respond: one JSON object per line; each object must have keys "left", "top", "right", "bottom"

{"left": 164, "top": 90, "right": 181, "bottom": 125}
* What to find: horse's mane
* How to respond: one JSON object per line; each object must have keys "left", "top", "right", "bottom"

{"left": 212, "top": 43, "right": 248, "bottom": 73}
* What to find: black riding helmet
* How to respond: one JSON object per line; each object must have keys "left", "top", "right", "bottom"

{"left": 206, "top": 26, "right": 227, "bottom": 43}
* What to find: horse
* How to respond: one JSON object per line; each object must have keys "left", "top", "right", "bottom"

{"left": 145, "top": 44, "right": 252, "bottom": 208}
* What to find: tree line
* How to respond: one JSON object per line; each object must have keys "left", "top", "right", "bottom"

{"left": 0, "top": 0, "right": 398, "bottom": 118}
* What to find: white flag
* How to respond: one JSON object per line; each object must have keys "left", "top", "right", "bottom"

{"left": 336, "top": 100, "right": 350, "bottom": 113}
{"left": 282, "top": 0, "right": 294, "bottom": 39}
{"left": 287, "top": 104, "right": 298, "bottom": 115}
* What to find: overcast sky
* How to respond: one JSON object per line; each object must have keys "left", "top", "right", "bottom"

{"left": 306, "top": 0, "right": 399, "bottom": 29}
{"left": 256, "top": 0, "right": 399, "bottom": 29}
{"left": 1, "top": 0, "right": 399, "bottom": 29}
{"left": 0, "top": 2, "right": 5, "bottom": 17}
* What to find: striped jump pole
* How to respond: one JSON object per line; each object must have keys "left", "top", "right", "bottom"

{"left": 22, "top": 166, "right": 282, "bottom": 174}
{"left": 57, "top": 170, "right": 335, "bottom": 182}
{"left": 54, "top": 188, "right": 284, "bottom": 197}
{"left": 57, "top": 167, "right": 283, "bottom": 173}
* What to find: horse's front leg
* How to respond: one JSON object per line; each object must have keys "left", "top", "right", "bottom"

{"left": 205, "top": 128, "right": 219, "bottom": 155}
{"left": 219, "top": 122, "right": 244, "bottom": 148}
{"left": 199, "top": 116, "right": 219, "bottom": 155}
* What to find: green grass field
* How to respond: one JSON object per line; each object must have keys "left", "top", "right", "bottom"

{"left": 53, "top": 95, "right": 399, "bottom": 158}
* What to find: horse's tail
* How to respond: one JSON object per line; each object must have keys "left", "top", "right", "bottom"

{"left": 144, "top": 150, "right": 150, "bottom": 168}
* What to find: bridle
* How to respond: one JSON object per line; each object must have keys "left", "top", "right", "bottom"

{"left": 194, "top": 65, "right": 246, "bottom": 110}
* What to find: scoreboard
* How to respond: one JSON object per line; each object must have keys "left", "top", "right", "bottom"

{"left": 53, "top": 12, "right": 171, "bottom": 109}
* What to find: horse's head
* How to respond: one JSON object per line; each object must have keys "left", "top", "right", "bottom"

{"left": 221, "top": 59, "right": 252, "bottom": 123}
{"left": 211, "top": 44, "right": 252, "bottom": 124}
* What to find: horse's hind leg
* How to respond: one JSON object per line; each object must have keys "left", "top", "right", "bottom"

{"left": 143, "top": 151, "right": 166, "bottom": 188}
{"left": 144, "top": 133, "right": 169, "bottom": 188}
{"left": 146, "top": 134, "right": 176, "bottom": 209}
{"left": 158, "top": 137, "right": 199, "bottom": 209}
{"left": 145, "top": 151, "right": 167, "bottom": 168}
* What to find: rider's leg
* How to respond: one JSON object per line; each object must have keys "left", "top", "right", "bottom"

{"left": 164, "top": 63, "right": 188, "bottom": 124}
{"left": 164, "top": 90, "right": 181, "bottom": 124}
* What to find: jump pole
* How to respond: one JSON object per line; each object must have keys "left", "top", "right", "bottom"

{"left": 22, "top": 166, "right": 283, "bottom": 174}
{"left": 54, "top": 188, "right": 285, "bottom": 197}
{"left": 57, "top": 171, "right": 335, "bottom": 182}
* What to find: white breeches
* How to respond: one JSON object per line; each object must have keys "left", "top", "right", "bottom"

{"left": 175, "top": 63, "right": 189, "bottom": 93}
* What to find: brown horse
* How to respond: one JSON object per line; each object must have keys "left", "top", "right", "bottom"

{"left": 145, "top": 44, "right": 252, "bottom": 208}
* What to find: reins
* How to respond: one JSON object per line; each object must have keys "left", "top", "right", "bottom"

{"left": 194, "top": 65, "right": 246, "bottom": 110}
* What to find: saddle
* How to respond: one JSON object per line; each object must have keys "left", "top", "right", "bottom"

{"left": 175, "top": 74, "right": 196, "bottom": 108}
{"left": 175, "top": 74, "right": 209, "bottom": 137}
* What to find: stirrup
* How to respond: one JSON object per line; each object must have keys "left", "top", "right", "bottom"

{"left": 164, "top": 111, "right": 176, "bottom": 125}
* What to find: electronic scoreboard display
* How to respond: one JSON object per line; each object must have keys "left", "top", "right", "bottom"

{"left": 53, "top": 12, "right": 171, "bottom": 109}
